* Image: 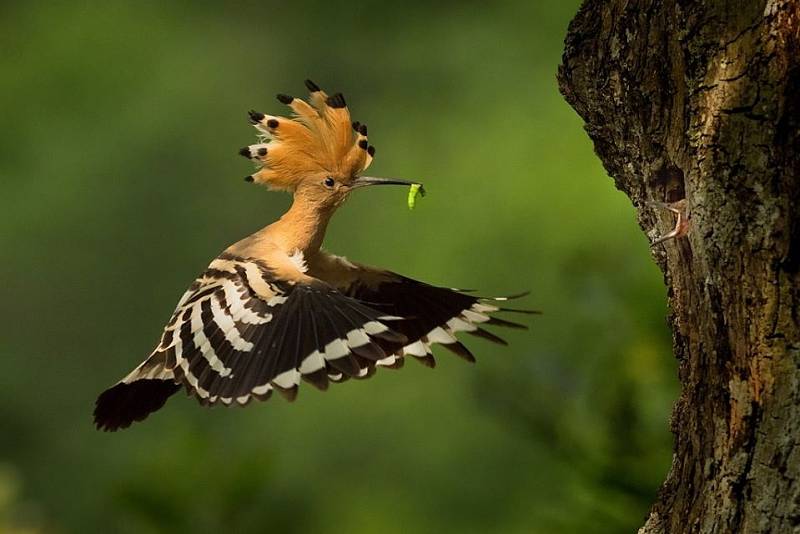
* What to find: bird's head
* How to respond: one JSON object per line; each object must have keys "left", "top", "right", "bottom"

{"left": 240, "top": 80, "right": 420, "bottom": 209}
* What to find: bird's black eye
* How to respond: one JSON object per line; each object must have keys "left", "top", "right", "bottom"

{"left": 323, "top": 177, "right": 335, "bottom": 188}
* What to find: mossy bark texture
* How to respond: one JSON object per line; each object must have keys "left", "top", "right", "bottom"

{"left": 558, "top": 1, "right": 800, "bottom": 532}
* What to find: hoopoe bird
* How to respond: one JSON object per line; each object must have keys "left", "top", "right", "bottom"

{"left": 94, "top": 80, "right": 535, "bottom": 431}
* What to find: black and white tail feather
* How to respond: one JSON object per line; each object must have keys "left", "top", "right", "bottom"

{"left": 94, "top": 254, "right": 534, "bottom": 431}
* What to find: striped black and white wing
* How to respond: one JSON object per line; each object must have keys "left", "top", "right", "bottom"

{"left": 345, "top": 274, "right": 535, "bottom": 368}
{"left": 94, "top": 254, "right": 405, "bottom": 431}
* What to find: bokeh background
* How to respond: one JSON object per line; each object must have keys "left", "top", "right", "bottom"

{"left": 1, "top": 1, "right": 678, "bottom": 532}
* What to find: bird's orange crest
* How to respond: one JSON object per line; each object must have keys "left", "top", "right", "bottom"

{"left": 240, "top": 80, "right": 374, "bottom": 191}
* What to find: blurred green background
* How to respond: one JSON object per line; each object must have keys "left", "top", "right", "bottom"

{"left": 0, "top": 1, "right": 678, "bottom": 532}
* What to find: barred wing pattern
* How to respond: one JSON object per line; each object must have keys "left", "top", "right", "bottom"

{"left": 345, "top": 274, "right": 534, "bottom": 368}
{"left": 94, "top": 254, "right": 406, "bottom": 431}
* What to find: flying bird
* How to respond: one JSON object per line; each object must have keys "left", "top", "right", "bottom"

{"left": 94, "top": 80, "right": 535, "bottom": 431}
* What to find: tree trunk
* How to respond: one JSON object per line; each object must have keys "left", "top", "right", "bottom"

{"left": 557, "top": 1, "right": 800, "bottom": 532}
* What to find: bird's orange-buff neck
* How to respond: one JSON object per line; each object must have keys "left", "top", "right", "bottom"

{"left": 261, "top": 196, "right": 335, "bottom": 257}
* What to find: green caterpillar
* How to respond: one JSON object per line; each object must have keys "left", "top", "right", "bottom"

{"left": 407, "top": 183, "right": 426, "bottom": 210}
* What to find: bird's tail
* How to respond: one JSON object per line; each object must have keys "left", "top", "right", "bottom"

{"left": 94, "top": 351, "right": 180, "bottom": 432}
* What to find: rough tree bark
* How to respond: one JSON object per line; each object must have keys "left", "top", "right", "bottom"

{"left": 558, "top": 1, "right": 799, "bottom": 532}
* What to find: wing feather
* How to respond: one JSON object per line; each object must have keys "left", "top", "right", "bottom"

{"left": 96, "top": 249, "right": 531, "bottom": 431}
{"left": 308, "top": 252, "right": 534, "bottom": 366}
{"left": 96, "top": 253, "right": 408, "bottom": 429}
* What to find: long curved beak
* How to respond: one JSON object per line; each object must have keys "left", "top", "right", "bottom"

{"left": 352, "top": 176, "right": 424, "bottom": 192}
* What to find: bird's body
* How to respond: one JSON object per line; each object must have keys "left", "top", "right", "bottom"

{"left": 94, "top": 80, "right": 533, "bottom": 431}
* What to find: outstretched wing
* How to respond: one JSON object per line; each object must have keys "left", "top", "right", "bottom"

{"left": 309, "top": 252, "right": 537, "bottom": 368}
{"left": 94, "top": 253, "right": 405, "bottom": 431}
